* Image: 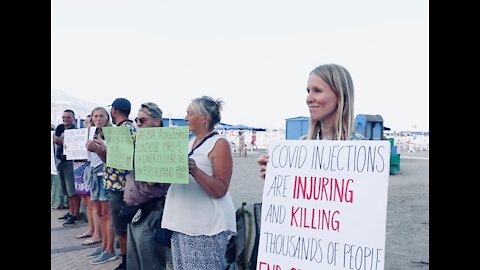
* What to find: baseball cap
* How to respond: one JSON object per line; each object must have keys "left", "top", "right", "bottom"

{"left": 139, "top": 102, "right": 163, "bottom": 119}
{"left": 110, "top": 98, "right": 131, "bottom": 115}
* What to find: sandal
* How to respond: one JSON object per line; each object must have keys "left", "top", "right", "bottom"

{"left": 75, "top": 232, "right": 93, "bottom": 239}
{"left": 82, "top": 238, "right": 101, "bottom": 245}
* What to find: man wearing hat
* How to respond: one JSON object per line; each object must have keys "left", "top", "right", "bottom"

{"left": 90, "top": 98, "right": 136, "bottom": 267}
{"left": 124, "top": 102, "right": 172, "bottom": 269}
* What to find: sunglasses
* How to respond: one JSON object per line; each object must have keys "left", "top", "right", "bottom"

{"left": 135, "top": 117, "right": 146, "bottom": 124}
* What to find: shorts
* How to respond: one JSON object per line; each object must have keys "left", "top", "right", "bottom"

{"left": 108, "top": 190, "right": 128, "bottom": 235}
{"left": 90, "top": 173, "right": 108, "bottom": 201}
{"left": 57, "top": 160, "right": 76, "bottom": 197}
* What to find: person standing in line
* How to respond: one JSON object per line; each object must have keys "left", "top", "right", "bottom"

{"left": 162, "top": 96, "right": 236, "bottom": 270}
{"left": 51, "top": 124, "right": 68, "bottom": 209}
{"left": 124, "top": 102, "right": 171, "bottom": 270}
{"left": 91, "top": 98, "right": 136, "bottom": 268}
{"left": 84, "top": 114, "right": 91, "bottom": 128}
{"left": 257, "top": 63, "right": 365, "bottom": 178}
{"left": 82, "top": 108, "right": 112, "bottom": 256}
{"left": 54, "top": 109, "right": 82, "bottom": 226}
{"left": 74, "top": 115, "right": 96, "bottom": 242}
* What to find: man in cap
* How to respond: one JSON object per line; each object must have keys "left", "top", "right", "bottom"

{"left": 110, "top": 98, "right": 131, "bottom": 125}
{"left": 90, "top": 98, "right": 136, "bottom": 267}
{"left": 124, "top": 102, "right": 172, "bottom": 269}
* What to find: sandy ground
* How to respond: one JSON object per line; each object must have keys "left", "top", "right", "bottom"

{"left": 228, "top": 149, "right": 429, "bottom": 269}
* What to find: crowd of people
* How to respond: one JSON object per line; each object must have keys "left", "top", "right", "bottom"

{"left": 51, "top": 63, "right": 361, "bottom": 270}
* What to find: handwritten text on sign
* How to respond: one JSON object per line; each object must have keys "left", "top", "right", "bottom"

{"left": 134, "top": 126, "right": 189, "bottom": 184}
{"left": 257, "top": 140, "right": 390, "bottom": 270}
{"left": 103, "top": 126, "right": 135, "bottom": 170}
{"left": 64, "top": 128, "right": 88, "bottom": 160}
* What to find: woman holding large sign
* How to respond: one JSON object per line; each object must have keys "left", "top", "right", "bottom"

{"left": 255, "top": 64, "right": 393, "bottom": 270}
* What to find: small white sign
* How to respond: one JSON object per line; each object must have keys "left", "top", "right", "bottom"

{"left": 64, "top": 128, "right": 89, "bottom": 160}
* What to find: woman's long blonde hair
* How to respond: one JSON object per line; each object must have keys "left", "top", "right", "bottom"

{"left": 90, "top": 107, "right": 112, "bottom": 139}
{"left": 305, "top": 64, "right": 354, "bottom": 140}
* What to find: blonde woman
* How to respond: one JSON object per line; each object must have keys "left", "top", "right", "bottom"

{"left": 83, "top": 107, "right": 116, "bottom": 263}
{"left": 258, "top": 63, "right": 365, "bottom": 178}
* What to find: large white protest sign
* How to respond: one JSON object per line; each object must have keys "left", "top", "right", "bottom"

{"left": 257, "top": 140, "right": 390, "bottom": 270}
{"left": 51, "top": 131, "right": 57, "bottom": 175}
{"left": 64, "top": 128, "right": 88, "bottom": 160}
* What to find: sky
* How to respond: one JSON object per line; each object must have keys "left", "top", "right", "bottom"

{"left": 51, "top": 0, "right": 428, "bottom": 131}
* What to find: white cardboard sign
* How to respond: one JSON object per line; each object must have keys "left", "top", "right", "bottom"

{"left": 64, "top": 128, "right": 88, "bottom": 160}
{"left": 257, "top": 139, "right": 390, "bottom": 270}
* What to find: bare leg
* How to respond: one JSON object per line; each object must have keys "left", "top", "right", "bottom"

{"left": 83, "top": 196, "right": 94, "bottom": 235}
{"left": 90, "top": 200, "right": 102, "bottom": 241}
{"left": 119, "top": 233, "right": 127, "bottom": 255}
{"left": 94, "top": 201, "right": 107, "bottom": 250}
{"left": 101, "top": 201, "right": 115, "bottom": 253}
{"left": 70, "top": 195, "right": 81, "bottom": 217}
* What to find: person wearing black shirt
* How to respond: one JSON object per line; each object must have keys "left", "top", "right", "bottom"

{"left": 53, "top": 109, "right": 81, "bottom": 226}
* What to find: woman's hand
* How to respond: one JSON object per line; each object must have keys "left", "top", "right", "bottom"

{"left": 85, "top": 139, "right": 98, "bottom": 152}
{"left": 88, "top": 138, "right": 107, "bottom": 161}
{"left": 188, "top": 158, "right": 199, "bottom": 176}
{"left": 85, "top": 138, "right": 105, "bottom": 153}
{"left": 257, "top": 154, "right": 270, "bottom": 179}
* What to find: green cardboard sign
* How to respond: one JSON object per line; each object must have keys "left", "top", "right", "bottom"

{"left": 134, "top": 126, "right": 189, "bottom": 184}
{"left": 103, "top": 126, "right": 135, "bottom": 170}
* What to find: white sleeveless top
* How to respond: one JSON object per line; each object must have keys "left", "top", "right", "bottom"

{"left": 162, "top": 133, "right": 237, "bottom": 236}
{"left": 87, "top": 151, "right": 103, "bottom": 169}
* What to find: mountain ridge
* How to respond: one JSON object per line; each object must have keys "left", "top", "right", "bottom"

{"left": 51, "top": 89, "right": 103, "bottom": 125}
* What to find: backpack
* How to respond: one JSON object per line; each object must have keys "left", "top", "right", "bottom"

{"left": 225, "top": 202, "right": 262, "bottom": 270}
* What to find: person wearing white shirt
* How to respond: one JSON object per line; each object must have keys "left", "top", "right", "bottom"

{"left": 162, "top": 96, "right": 236, "bottom": 270}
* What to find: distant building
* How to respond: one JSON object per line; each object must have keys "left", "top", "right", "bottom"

{"left": 354, "top": 114, "right": 384, "bottom": 140}
{"left": 163, "top": 118, "right": 187, "bottom": 127}
{"left": 285, "top": 116, "right": 309, "bottom": 140}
